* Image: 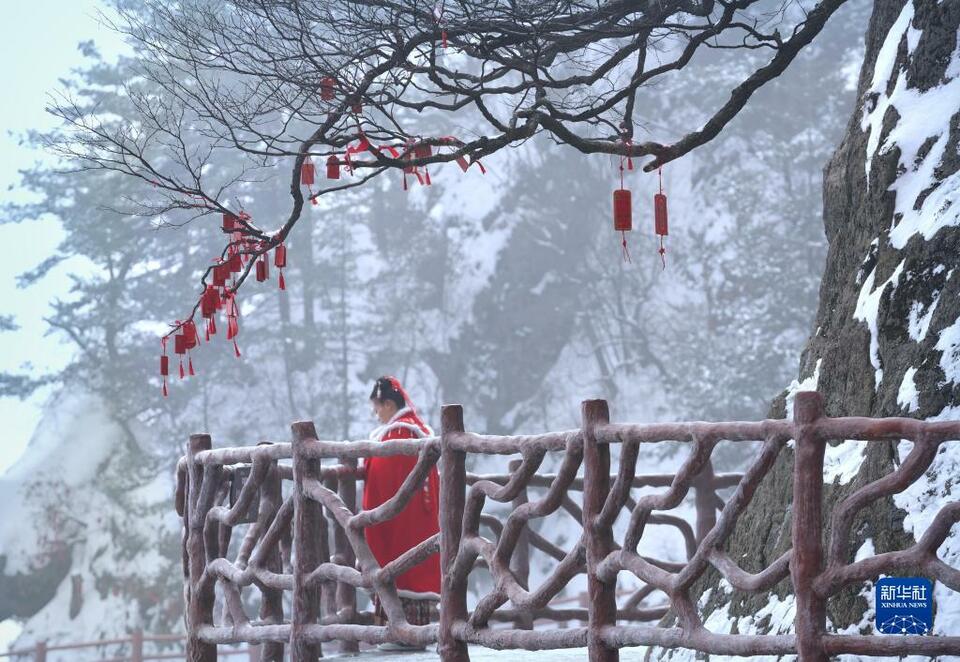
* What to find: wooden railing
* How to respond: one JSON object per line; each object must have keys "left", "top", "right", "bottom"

{"left": 175, "top": 392, "right": 960, "bottom": 661}
{"left": 0, "top": 632, "right": 258, "bottom": 661}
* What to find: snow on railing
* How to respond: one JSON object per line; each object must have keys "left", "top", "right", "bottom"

{"left": 175, "top": 392, "right": 960, "bottom": 661}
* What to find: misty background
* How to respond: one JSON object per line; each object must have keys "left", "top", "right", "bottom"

{"left": 0, "top": 0, "right": 871, "bottom": 652}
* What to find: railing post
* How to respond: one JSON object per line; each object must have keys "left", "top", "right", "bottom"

{"left": 791, "top": 392, "right": 827, "bottom": 662}
{"left": 291, "top": 421, "right": 323, "bottom": 662}
{"left": 247, "top": 644, "right": 262, "bottom": 662}
{"left": 187, "top": 433, "right": 218, "bottom": 662}
{"left": 131, "top": 629, "right": 144, "bottom": 662}
{"left": 508, "top": 458, "right": 533, "bottom": 630}
{"left": 582, "top": 399, "right": 618, "bottom": 662}
{"left": 319, "top": 472, "right": 338, "bottom": 632}
{"left": 34, "top": 641, "right": 46, "bottom": 662}
{"left": 335, "top": 451, "right": 360, "bottom": 655}
{"left": 257, "top": 448, "right": 285, "bottom": 662}
{"left": 439, "top": 405, "right": 470, "bottom": 662}
{"left": 693, "top": 458, "right": 717, "bottom": 544}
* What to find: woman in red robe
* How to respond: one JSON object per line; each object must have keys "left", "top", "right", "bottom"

{"left": 363, "top": 376, "right": 440, "bottom": 630}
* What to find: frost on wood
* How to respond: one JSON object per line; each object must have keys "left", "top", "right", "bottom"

{"left": 176, "top": 392, "right": 960, "bottom": 660}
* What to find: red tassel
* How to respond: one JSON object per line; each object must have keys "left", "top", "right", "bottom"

{"left": 327, "top": 155, "right": 340, "bottom": 179}
{"left": 279, "top": 270, "right": 286, "bottom": 291}
{"left": 424, "top": 169, "right": 432, "bottom": 186}
{"left": 233, "top": 339, "right": 241, "bottom": 357}
{"left": 188, "top": 355, "right": 195, "bottom": 376}
{"left": 162, "top": 379, "right": 168, "bottom": 397}
{"left": 179, "top": 358, "right": 185, "bottom": 379}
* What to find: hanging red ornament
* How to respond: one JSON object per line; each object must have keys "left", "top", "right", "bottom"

{"left": 160, "top": 340, "right": 169, "bottom": 397}
{"left": 301, "top": 159, "right": 315, "bottom": 186}
{"left": 225, "top": 293, "right": 242, "bottom": 358}
{"left": 226, "top": 295, "right": 239, "bottom": 341}
{"left": 327, "top": 155, "right": 340, "bottom": 180}
{"left": 612, "top": 143, "right": 634, "bottom": 263}
{"left": 415, "top": 142, "right": 433, "bottom": 159}
{"left": 613, "top": 189, "right": 632, "bottom": 231}
{"left": 654, "top": 193, "right": 668, "bottom": 235}
{"left": 654, "top": 167, "right": 668, "bottom": 269}
{"left": 183, "top": 320, "right": 198, "bottom": 350}
{"left": 174, "top": 333, "right": 186, "bottom": 379}
{"left": 321, "top": 76, "right": 336, "bottom": 101}
{"left": 302, "top": 158, "right": 318, "bottom": 205}
{"left": 201, "top": 286, "right": 216, "bottom": 319}
{"left": 228, "top": 252, "right": 242, "bottom": 274}
{"left": 213, "top": 263, "right": 228, "bottom": 287}
{"left": 275, "top": 244, "right": 287, "bottom": 291}
{"left": 256, "top": 254, "right": 269, "bottom": 282}
{"left": 456, "top": 154, "right": 487, "bottom": 174}
{"left": 415, "top": 142, "right": 433, "bottom": 185}
{"left": 613, "top": 189, "right": 632, "bottom": 263}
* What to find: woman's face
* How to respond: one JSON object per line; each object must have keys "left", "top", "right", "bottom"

{"left": 371, "top": 398, "right": 398, "bottom": 424}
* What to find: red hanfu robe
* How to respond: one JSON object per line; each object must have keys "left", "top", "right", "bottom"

{"left": 362, "top": 408, "right": 441, "bottom": 594}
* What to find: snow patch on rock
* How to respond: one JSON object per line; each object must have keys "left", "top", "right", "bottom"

{"left": 935, "top": 318, "right": 960, "bottom": 387}
{"left": 785, "top": 358, "right": 822, "bottom": 421}
{"left": 907, "top": 290, "right": 941, "bottom": 341}
{"left": 824, "top": 439, "right": 869, "bottom": 485}
{"left": 854, "top": 261, "right": 905, "bottom": 390}
{"left": 862, "top": 1, "right": 960, "bottom": 249}
{"left": 897, "top": 367, "right": 920, "bottom": 412}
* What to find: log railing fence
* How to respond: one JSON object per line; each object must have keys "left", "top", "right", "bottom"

{"left": 173, "top": 391, "right": 960, "bottom": 661}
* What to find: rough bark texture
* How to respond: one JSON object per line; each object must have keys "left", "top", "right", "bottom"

{"left": 673, "top": 0, "right": 960, "bottom": 650}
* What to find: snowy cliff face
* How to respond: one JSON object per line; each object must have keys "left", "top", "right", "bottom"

{"left": 670, "top": 0, "right": 960, "bottom": 658}
{"left": 0, "top": 391, "right": 182, "bottom": 649}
